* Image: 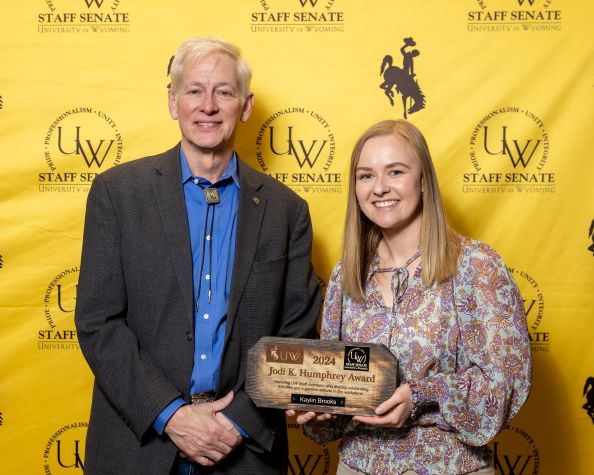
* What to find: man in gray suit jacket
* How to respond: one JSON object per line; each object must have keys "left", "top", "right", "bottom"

{"left": 75, "top": 37, "right": 321, "bottom": 474}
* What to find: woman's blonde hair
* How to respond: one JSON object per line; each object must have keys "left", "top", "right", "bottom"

{"left": 341, "top": 119, "right": 460, "bottom": 300}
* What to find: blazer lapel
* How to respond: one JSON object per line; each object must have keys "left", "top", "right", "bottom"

{"left": 151, "top": 145, "right": 194, "bottom": 323}
{"left": 226, "top": 159, "right": 266, "bottom": 340}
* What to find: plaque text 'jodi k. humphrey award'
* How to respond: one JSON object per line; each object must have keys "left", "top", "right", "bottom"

{"left": 246, "top": 337, "right": 398, "bottom": 416}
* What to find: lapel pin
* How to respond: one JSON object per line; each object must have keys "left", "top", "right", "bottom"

{"left": 252, "top": 196, "right": 261, "bottom": 205}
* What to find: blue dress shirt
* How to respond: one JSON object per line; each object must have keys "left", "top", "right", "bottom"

{"left": 153, "top": 149, "right": 241, "bottom": 435}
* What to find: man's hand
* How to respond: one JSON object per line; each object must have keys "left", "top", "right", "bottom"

{"left": 164, "top": 392, "right": 242, "bottom": 466}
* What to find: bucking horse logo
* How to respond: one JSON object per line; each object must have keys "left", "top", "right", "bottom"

{"left": 583, "top": 377, "right": 594, "bottom": 423}
{"left": 379, "top": 37, "right": 426, "bottom": 119}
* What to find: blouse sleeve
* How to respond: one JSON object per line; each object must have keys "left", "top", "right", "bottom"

{"left": 319, "top": 262, "right": 344, "bottom": 341}
{"left": 408, "top": 242, "right": 532, "bottom": 446}
{"left": 302, "top": 262, "right": 352, "bottom": 443}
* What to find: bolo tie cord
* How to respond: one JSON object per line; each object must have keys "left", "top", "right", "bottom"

{"left": 195, "top": 187, "right": 219, "bottom": 311}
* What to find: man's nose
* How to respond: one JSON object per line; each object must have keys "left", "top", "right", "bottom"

{"left": 200, "top": 92, "right": 219, "bottom": 113}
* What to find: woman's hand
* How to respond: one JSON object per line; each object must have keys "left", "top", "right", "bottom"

{"left": 285, "top": 409, "right": 336, "bottom": 424}
{"left": 353, "top": 383, "right": 413, "bottom": 428}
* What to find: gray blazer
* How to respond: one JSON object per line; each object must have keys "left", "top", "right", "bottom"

{"left": 75, "top": 145, "right": 321, "bottom": 474}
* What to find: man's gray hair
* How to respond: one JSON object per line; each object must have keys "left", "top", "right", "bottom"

{"left": 169, "top": 37, "right": 252, "bottom": 102}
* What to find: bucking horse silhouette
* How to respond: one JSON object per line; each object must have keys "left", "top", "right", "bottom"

{"left": 584, "top": 376, "right": 594, "bottom": 423}
{"left": 379, "top": 37, "right": 426, "bottom": 119}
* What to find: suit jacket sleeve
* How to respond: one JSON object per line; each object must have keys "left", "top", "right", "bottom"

{"left": 75, "top": 173, "right": 181, "bottom": 441}
{"left": 221, "top": 195, "right": 321, "bottom": 452}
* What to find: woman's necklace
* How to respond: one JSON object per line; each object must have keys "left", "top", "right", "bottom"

{"left": 376, "top": 249, "right": 420, "bottom": 304}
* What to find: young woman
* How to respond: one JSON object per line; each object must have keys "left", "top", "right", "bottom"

{"left": 289, "top": 120, "right": 531, "bottom": 475}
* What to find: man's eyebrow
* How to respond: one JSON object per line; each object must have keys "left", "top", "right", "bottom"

{"left": 185, "top": 80, "right": 236, "bottom": 88}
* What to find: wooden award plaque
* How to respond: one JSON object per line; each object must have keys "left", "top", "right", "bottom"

{"left": 246, "top": 336, "right": 398, "bottom": 416}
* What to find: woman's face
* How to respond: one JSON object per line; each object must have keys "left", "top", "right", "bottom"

{"left": 354, "top": 133, "right": 423, "bottom": 234}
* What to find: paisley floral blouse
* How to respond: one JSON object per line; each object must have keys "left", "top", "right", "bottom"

{"left": 304, "top": 238, "right": 531, "bottom": 475}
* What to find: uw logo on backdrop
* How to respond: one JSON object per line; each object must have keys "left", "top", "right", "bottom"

{"left": 507, "top": 267, "right": 549, "bottom": 352}
{"left": 467, "top": 0, "right": 562, "bottom": 32}
{"left": 379, "top": 37, "right": 426, "bottom": 119}
{"left": 39, "top": 108, "right": 122, "bottom": 192}
{"left": 583, "top": 377, "right": 594, "bottom": 424}
{"left": 491, "top": 425, "right": 540, "bottom": 474}
{"left": 463, "top": 107, "right": 554, "bottom": 194}
{"left": 287, "top": 422, "right": 332, "bottom": 475}
{"left": 251, "top": 0, "right": 344, "bottom": 33}
{"left": 37, "top": 0, "right": 130, "bottom": 34}
{"left": 39, "top": 267, "right": 80, "bottom": 351}
{"left": 255, "top": 107, "right": 341, "bottom": 194}
{"left": 43, "top": 422, "right": 87, "bottom": 474}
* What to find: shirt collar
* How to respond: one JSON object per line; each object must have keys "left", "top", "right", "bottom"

{"left": 180, "top": 147, "right": 240, "bottom": 188}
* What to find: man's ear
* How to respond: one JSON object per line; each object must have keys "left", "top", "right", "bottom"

{"left": 168, "top": 89, "right": 179, "bottom": 120}
{"left": 240, "top": 93, "right": 255, "bottom": 122}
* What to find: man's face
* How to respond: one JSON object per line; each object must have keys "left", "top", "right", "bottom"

{"left": 168, "top": 53, "right": 253, "bottom": 157}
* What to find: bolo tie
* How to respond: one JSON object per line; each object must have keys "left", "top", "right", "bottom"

{"left": 195, "top": 185, "right": 220, "bottom": 312}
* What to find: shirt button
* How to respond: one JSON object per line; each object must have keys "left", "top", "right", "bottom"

{"left": 186, "top": 331, "right": 193, "bottom": 341}
{"left": 193, "top": 178, "right": 199, "bottom": 185}
{"left": 206, "top": 235, "right": 211, "bottom": 241}
{"left": 203, "top": 314, "right": 209, "bottom": 320}
{"left": 200, "top": 354, "right": 207, "bottom": 360}
{"left": 205, "top": 274, "right": 211, "bottom": 280}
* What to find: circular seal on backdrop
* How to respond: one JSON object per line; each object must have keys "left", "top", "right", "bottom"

{"left": 255, "top": 107, "right": 341, "bottom": 192}
{"left": 40, "top": 108, "right": 122, "bottom": 191}
{"left": 286, "top": 421, "right": 332, "bottom": 475}
{"left": 464, "top": 107, "right": 554, "bottom": 193}
{"left": 42, "top": 0, "right": 123, "bottom": 11}
{"left": 507, "top": 266, "right": 549, "bottom": 352}
{"left": 39, "top": 267, "right": 79, "bottom": 351}
{"left": 256, "top": 107, "right": 335, "bottom": 172}
{"left": 491, "top": 424, "right": 540, "bottom": 475}
{"left": 466, "top": 1, "right": 563, "bottom": 33}
{"left": 250, "top": 1, "right": 345, "bottom": 34}
{"left": 507, "top": 267, "right": 544, "bottom": 333}
{"left": 43, "top": 422, "right": 87, "bottom": 474}
{"left": 469, "top": 107, "right": 549, "bottom": 173}
{"left": 37, "top": 1, "right": 131, "bottom": 34}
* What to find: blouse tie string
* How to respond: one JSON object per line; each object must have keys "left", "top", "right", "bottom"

{"left": 377, "top": 249, "right": 420, "bottom": 304}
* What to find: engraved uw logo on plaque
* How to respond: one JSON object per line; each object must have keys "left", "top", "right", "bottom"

{"left": 266, "top": 343, "right": 305, "bottom": 364}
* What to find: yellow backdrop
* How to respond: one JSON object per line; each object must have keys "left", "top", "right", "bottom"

{"left": 1, "top": 1, "right": 593, "bottom": 474}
